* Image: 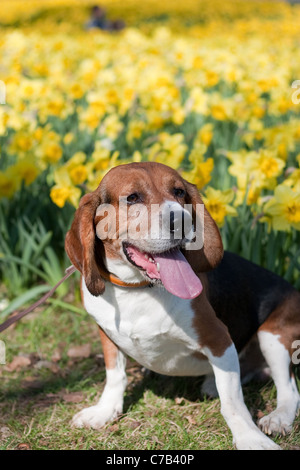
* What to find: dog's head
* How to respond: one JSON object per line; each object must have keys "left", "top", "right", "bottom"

{"left": 65, "top": 162, "right": 223, "bottom": 299}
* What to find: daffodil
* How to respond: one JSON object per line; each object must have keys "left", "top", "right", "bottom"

{"left": 9, "top": 130, "right": 33, "bottom": 155}
{"left": 126, "top": 120, "right": 146, "bottom": 144}
{"left": 69, "top": 165, "right": 88, "bottom": 185}
{"left": 0, "top": 168, "right": 21, "bottom": 198}
{"left": 189, "top": 87, "right": 208, "bottom": 115}
{"left": 132, "top": 151, "right": 143, "bottom": 162}
{"left": 11, "top": 157, "right": 40, "bottom": 186}
{"left": 100, "top": 114, "right": 124, "bottom": 141}
{"left": 50, "top": 168, "right": 81, "bottom": 208}
{"left": 80, "top": 107, "right": 102, "bottom": 131}
{"left": 43, "top": 142, "right": 63, "bottom": 164}
{"left": 283, "top": 169, "right": 300, "bottom": 193}
{"left": 63, "top": 133, "right": 75, "bottom": 145}
{"left": 248, "top": 149, "right": 285, "bottom": 185}
{"left": 263, "top": 185, "right": 300, "bottom": 231}
{"left": 227, "top": 150, "right": 252, "bottom": 189}
{"left": 202, "top": 187, "right": 237, "bottom": 227}
{"left": 182, "top": 158, "right": 214, "bottom": 190}
{"left": 165, "top": 133, "right": 211, "bottom": 190}
{"left": 197, "top": 124, "right": 214, "bottom": 147}
{"left": 227, "top": 149, "right": 285, "bottom": 196}
{"left": 50, "top": 186, "right": 72, "bottom": 208}
{"left": 148, "top": 133, "right": 187, "bottom": 169}
{"left": 65, "top": 152, "right": 86, "bottom": 170}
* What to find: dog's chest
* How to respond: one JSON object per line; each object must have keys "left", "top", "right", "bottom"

{"left": 82, "top": 281, "right": 212, "bottom": 377}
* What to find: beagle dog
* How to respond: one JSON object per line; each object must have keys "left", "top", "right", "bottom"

{"left": 65, "top": 161, "right": 300, "bottom": 450}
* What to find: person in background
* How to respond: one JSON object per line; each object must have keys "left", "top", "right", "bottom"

{"left": 86, "top": 5, "right": 125, "bottom": 31}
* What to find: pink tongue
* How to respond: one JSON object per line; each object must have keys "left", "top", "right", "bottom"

{"left": 153, "top": 249, "right": 203, "bottom": 300}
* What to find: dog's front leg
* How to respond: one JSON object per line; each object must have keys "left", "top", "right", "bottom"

{"left": 72, "top": 327, "right": 127, "bottom": 430}
{"left": 203, "top": 342, "right": 281, "bottom": 450}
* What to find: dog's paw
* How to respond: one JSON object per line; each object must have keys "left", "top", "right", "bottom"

{"left": 258, "top": 410, "right": 293, "bottom": 436}
{"left": 72, "top": 404, "right": 121, "bottom": 430}
{"left": 234, "top": 429, "right": 281, "bottom": 450}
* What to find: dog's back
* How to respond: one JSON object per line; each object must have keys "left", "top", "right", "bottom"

{"left": 206, "top": 251, "right": 298, "bottom": 352}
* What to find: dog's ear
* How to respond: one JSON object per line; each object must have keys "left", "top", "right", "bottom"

{"left": 65, "top": 192, "right": 106, "bottom": 296}
{"left": 182, "top": 180, "right": 224, "bottom": 273}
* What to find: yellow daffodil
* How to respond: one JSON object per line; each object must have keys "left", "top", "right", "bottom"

{"left": 263, "top": 185, "right": 300, "bottom": 231}
{"left": 9, "top": 130, "right": 33, "bottom": 155}
{"left": 50, "top": 187, "right": 72, "bottom": 208}
{"left": 283, "top": 169, "right": 300, "bottom": 193}
{"left": 148, "top": 133, "right": 187, "bottom": 169}
{"left": 202, "top": 187, "right": 237, "bottom": 227}
{"left": 43, "top": 142, "right": 63, "bottom": 164}
{"left": 197, "top": 124, "right": 214, "bottom": 147}
{"left": 11, "top": 158, "right": 40, "bottom": 186}
{"left": 69, "top": 165, "right": 88, "bottom": 185}
{"left": 65, "top": 152, "right": 86, "bottom": 170}
{"left": 63, "top": 133, "right": 75, "bottom": 145}
{"left": 189, "top": 88, "right": 208, "bottom": 115}
{"left": 0, "top": 168, "right": 21, "bottom": 198}
{"left": 132, "top": 151, "right": 143, "bottom": 162}
{"left": 80, "top": 107, "right": 102, "bottom": 131}
{"left": 182, "top": 157, "right": 214, "bottom": 190}
{"left": 228, "top": 149, "right": 285, "bottom": 196}
{"left": 126, "top": 120, "right": 146, "bottom": 144}
{"left": 100, "top": 114, "right": 124, "bottom": 141}
{"left": 248, "top": 149, "right": 285, "bottom": 184}
{"left": 50, "top": 168, "right": 81, "bottom": 208}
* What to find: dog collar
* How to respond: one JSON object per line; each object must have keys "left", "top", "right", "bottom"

{"left": 98, "top": 265, "right": 151, "bottom": 288}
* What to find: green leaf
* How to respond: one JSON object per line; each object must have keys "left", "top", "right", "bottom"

{"left": 47, "top": 298, "right": 86, "bottom": 316}
{"left": 0, "top": 254, "right": 49, "bottom": 282}
{"left": 0, "top": 284, "right": 50, "bottom": 321}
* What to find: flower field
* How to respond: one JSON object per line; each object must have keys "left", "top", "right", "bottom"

{"left": 2, "top": 0, "right": 300, "bottom": 305}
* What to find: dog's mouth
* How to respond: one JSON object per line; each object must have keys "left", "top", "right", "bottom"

{"left": 123, "top": 243, "right": 203, "bottom": 300}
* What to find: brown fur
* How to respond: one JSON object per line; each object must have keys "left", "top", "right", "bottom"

{"left": 259, "top": 291, "right": 300, "bottom": 356}
{"left": 65, "top": 192, "right": 106, "bottom": 296}
{"left": 98, "top": 326, "right": 119, "bottom": 370}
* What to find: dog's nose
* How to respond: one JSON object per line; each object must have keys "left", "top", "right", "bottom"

{"left": 162, "top": 202, "right": 192, "bottom": 237}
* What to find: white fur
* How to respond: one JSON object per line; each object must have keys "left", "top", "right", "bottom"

{"left": 73, "top": 256, "right": 280, "bottom": 450}
{"left": 257, "top": 331, "right": 300, "bottom": 436}
{"left": 82, "top": 277, "right": 212, "bottom": 377}
{"left": 203, "top": 344, "right": 280, "bottom": 450}
{"left": 72, "top": 349, "right": 127, "bottom": 430}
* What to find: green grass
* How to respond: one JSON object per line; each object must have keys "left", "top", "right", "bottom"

{"left": 0, "top": 299, "right": 299, "bottom": 451}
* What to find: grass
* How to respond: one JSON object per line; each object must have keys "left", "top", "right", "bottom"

{"left": 0, "top": 296, "right": 299, "bottom": 451}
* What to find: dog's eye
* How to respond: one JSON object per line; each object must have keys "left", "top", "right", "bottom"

{"left": 173, "top": 188, "right": 186, "bottom": 198}
{"left": 127, "top": 193, "right": 140, "bottom": 204}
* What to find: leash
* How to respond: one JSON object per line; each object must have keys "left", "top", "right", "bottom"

{"left": 0, "top": 265, "right": 77, "bottom": 334}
